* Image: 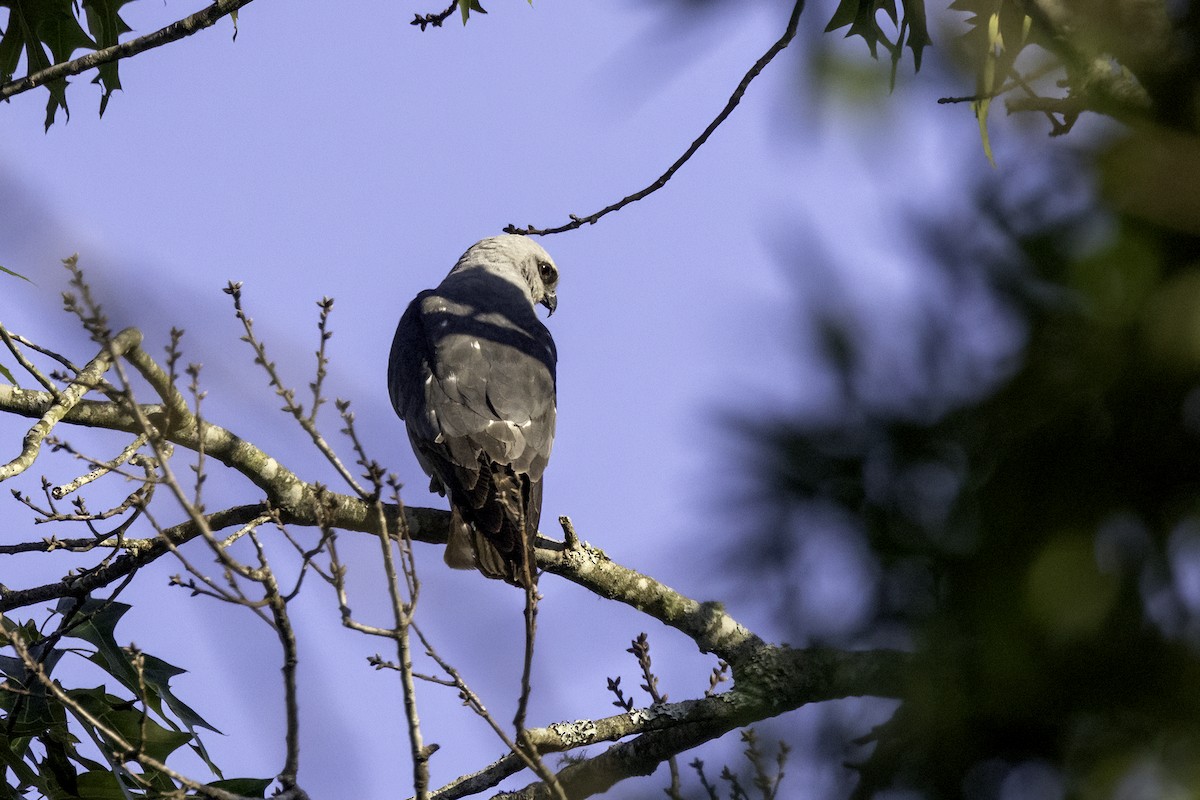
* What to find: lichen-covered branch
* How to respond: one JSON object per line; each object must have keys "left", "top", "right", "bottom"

{"left": 0, "top": 327, "right": 142, "bottom": 481}
{"left": 535, "top": 540, "right": 761, "bottom": 668}
{"left": 0, "top": 325, "right": 909, "bottom": 799}
{"left": 427, "top": 647, "right": 908, "bottom": 799}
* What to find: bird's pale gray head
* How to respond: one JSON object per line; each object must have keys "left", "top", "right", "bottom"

{"left": 453, "top": 234, "right": 560, "bottom": 314}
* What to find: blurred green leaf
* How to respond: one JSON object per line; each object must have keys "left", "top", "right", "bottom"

{"left": 1025, "top": 532, "right": 1120, "bottom": 638}
{"left": 973, "top": 97, "right": 995, "bottom": 167}
{"left": 205, "top": 777, "right": 275, "bottom": 797}
{"left": 825, "top": 0, "right": 929, "bottom": 76}
{"left": 0, "top": 265, "right": 33, "bottom": 282}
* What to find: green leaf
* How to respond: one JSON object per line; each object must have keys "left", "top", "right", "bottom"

{"left": 0, "top": 22, "right": 23, "bottom": 84}
{"left": 75, "top": 770, "right": 130, "bottom": 800}
{"left": 205, "top": 777, "right": 275, "bottom": 798}
{"left": 58, "top": 598, "right": 131, "bottom": 667}
{"left": 58, "top": 598, "right": 223, "bottom": 776}
{"left": 951, "top": 0, "right": 1036, "bottom": 162}
{"left": 39, "top": 731, "right": 83, "bottom": 799}
{"left": 0, "top": 264, "right": 33, "bottom": 282}
{"left": 0, "top": 641, "right": 68, "bottom": 740}
{"left": 28, "top": 0, "right": 95, "bottom": 64}
{"left": 973, "top": 97, "right": 996, "bottom": 167}
{"left": 825, "top": 0, "right": 929, "bottom": 79}
{"left": 901, "top": 0, "right": 930, "bottom": 70}
{"left": 0, "top": 363, "right": 17, "bottom": 386}
{"left": 460, "top": 0, "right": 487, "bottom": 25}
{"left": 0, "top": 731, "right": 43, "bottom": 790}
{"left": 82, "top": 0, "right": 134, "bottom": 116}
{"left": 0, "top": 0, "right": 97, "bottom": 128}
{"left": 137, "top": 653, "right": 221, "bottom": 734}
{"left": 67, "top": 686, "right": 194, "bottom": 763}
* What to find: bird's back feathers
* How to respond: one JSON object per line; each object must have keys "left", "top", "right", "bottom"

{"left": 389, "top": 237, "right": 558, "bottom": 586}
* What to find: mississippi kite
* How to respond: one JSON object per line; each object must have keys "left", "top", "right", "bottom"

{"left": 388, "top": 235, "right": 560, "bottom": 587}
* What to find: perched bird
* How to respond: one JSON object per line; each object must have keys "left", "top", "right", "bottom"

{"left": 388, "top": 235, "right": 560, "bottom": 587}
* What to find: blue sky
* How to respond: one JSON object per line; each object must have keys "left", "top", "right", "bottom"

{"left": 0, "top": 1, "right": 1050, "bottom": 796}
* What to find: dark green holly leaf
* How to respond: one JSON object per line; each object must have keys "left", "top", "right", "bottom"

{"left": 80, "top": 0, "right": 133, "bottom": 49}
{"left": 0, "top": 615, "right": 42, "bottom": 645}
{"left": 136, "top": 652, "right": 224, "bottom": 778}
{"left": 26, "top": 0, "right": 95, "bottom": 64}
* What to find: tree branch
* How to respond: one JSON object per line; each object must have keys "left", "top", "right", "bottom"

{"left": 503, "top": 0, "right": 806, "bottom": 237}
{"left": 411, "top": 1, "right": 460, "bottom": 31}
{"left": 0, "top": 325, "right": 910, "bottom": 800}
{"left": 0, "top": 328, "right": 142, "bottom": 481}
{"left": 0, "top": 0, "right": 255, "bottom": 104}
{"left": 427, "top": 647, "right": 908, "bottom": 799}
{"left": 535, "top": 540, "right": 760, "bottom": 668}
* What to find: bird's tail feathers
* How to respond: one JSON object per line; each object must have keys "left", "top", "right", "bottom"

{"left": 444, "top": 461, "right": 538, "bottom": 588}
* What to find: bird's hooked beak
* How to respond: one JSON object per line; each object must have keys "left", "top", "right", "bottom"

{"left": 540, "top": 292, "right": 558, "bottom": 316}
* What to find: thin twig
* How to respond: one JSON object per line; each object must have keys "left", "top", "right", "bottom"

{"left": 224, "top": 282, "right": 369, "bottom": 499}
{"left": 377, "top": 491, "right": 433, "bottom": 800}
{"left": 503, "top": 0, "right": 805, "bottom": 237}
{"left": 258, "top": 538, "right": 304, "bottom": 789}
{"left": 411, "top": 1, "right": 459, "bottom": 31}
{"left": 51, "top": 433, "right": 150, "bottom": 498}
{"left": 409, "top": 622, "right": 550, "bottom": 785}
{"left": 0, "top": 324, "right": 60, "bottom": 396}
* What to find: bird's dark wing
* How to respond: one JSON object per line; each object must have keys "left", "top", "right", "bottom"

{"left": 388, "top": 272, "right": 556, "bottom": 585}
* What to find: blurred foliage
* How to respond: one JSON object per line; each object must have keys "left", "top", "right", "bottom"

{"left": 740, "top": 6, "right": 1200, "bottom": 797}
{"left": 825, "top": 0, "right": 930, "bottom": 87}
{"left": 0, "top": 598, "right": 270, "bottom": 799}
